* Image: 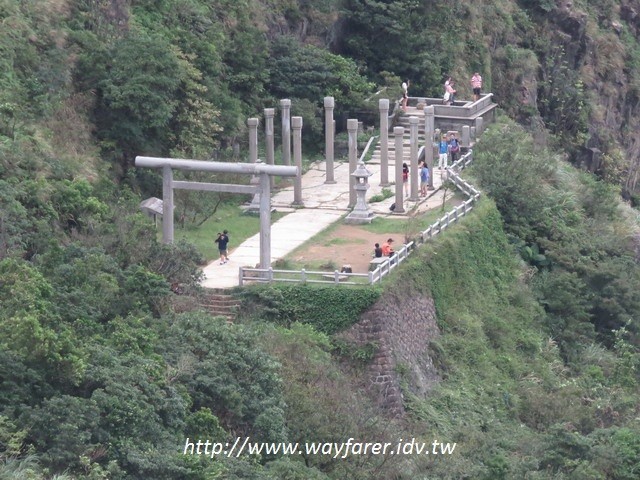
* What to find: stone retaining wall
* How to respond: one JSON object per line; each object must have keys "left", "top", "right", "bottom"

{"left": 338, "top": 287, "right": 441, "bottom": 416}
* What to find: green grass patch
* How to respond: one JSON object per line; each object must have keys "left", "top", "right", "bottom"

{"left": 172, "top": 203, "right": 286, "bottom": 261}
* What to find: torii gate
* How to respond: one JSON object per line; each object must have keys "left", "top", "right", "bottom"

{"left": 135, "top": 156, "right": 298, "bottom": 269}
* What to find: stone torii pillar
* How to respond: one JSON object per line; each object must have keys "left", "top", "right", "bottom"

{"left": 281, "top": 99, "right": 292, "bottom": 166}
{"left": 324, "top": 96, "right": 336, "bottom": 184}
{"left": 135, "top": 157, "right": 297, "bottom": 269}
{"left": 409, "top": 116, "right": 419, "bottom": 201}
{"left": 347, "top": 119, "right": 359, "bottom": 208}
{"left": 379, "top": 99, "right": 390, "bottom": 186}
{"left": 424, "top": 106, "right": 435, "bottom": 189}
{"left": 248, "top": 118, "right": 259, "bottom": 163}
{"left": 264, "top": 108, "right": 275, "bottom": 187}
{"left": 292, "top": 116, "right": 304, "bottom": 205}
{"left": 394, "top": 126, "right": 405, "bottom": 213}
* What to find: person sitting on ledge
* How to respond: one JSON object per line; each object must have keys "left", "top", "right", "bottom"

{"left": 381, "top": 238, "right": 395, "bottom": 257}
{"left": 373, "top": 243, "right": 383, "bottom": 258}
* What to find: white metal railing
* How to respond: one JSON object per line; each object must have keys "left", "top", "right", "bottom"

{"left": 239, "top": 241, "right": 414, "bottom": 286}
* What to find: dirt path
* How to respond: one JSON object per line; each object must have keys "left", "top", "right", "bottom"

{"left": 288, "top": 224, "right": 407, "bottom": 273}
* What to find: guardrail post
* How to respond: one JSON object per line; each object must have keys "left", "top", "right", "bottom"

{"left": 334, "top": 270, "right": 340, "bottom": 283}
{"left": 268, "top": 267, "right": 274, "bottom": 282}
{"left": 239, "top": 267, "right": 244, "bottom": 286}
{"left": 301, "top": 268, "right": 306, "bottom": 282}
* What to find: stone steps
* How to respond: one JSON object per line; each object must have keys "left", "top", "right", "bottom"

{"left": 199, "top": 291, "right": 240, "bottom": 321}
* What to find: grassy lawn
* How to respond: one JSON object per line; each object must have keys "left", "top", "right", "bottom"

{"left": 172, "top": 203, "right": 286, "bottom": 261}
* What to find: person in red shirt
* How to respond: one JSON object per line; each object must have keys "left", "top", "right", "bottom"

{"left": 381, "top": 238, "right": 395, "bottom": 256}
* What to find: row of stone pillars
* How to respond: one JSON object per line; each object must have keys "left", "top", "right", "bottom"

{"left": 250, "top": 97, "right": 478, "bottom": 213}
{"left": 247, "top": 99, "right": 303, "bottom": 205}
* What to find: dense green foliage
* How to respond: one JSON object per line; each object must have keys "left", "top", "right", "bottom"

{"left": 239, "top": 284, "right": 381, "bottom": 334}
{"left": 2, "top": 0, "right": 640, "bottom": 478}
{"left": 473, "top": 118, "right": 640, "bottom": 355}
{"left": 396, "top": 200, "right": 640, "bottom": 479}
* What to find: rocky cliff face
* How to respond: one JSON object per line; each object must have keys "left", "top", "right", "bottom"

{"left": 490, "top": 0, "right": 640, "bottom": 191}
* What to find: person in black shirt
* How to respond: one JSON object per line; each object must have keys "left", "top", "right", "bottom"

{"left": 215, "top": 230, "right": 230, "bottom": 265}
{"left": 373, "top": 243, "right": 383, "bottom": 258}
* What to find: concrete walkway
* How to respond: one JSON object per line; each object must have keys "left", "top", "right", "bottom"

{"left": 201, "top": 133, "right": 448, "bottom": 289}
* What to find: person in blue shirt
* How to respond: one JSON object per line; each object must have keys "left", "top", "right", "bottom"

{"left": 438, "top": 135, "right": 449, "bottom": 170}
{"left": 420, "top": 161, "right": 430, "bottom": 197}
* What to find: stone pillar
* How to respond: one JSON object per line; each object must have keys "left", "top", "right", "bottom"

{"left": 259, "top": 172, "right": 271, "bottom": 269}
{"left": 347, "top": 119, "right": 359, "bottom": 208}
{"left": 379, "top": 99, "right": 390, "bottom": 186}
{"left": 462, "top": 125, "right": 471, "bottom": 148}
{"left": 424, "top": 106, "right": 435, "bottom": 189}
{"left": 292, "top": 116, "right": 303, "bottom": 206}
{"left": 324, "top": 96, "right": 336, "bottom": 184}
{"left": 409, "top": 116, "right": 419, "bottom": 201}
{"left": 248, "top": 118, "right": 259, "bottom": 163}
{"left": 264, "top": 108, "right": 275, "bottom": 187}
{"left": 162, "top": 165, "right": 174, "bottom": 243}
{"left": 475, "top": 117, "right": 484, "bottom": 136}
{"left": 280, "top": 99, "right": 291, "bottom": 166}
{"left": 394, "top": 126, "right": 405, "bottom": 213}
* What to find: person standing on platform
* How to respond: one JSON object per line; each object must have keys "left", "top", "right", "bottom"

{"left": 420, "top": 161, "right": 430, "bottom": 197}
{"left": 438, "top": 135, "right": 449, "bottom": 170}
{"left": 402, "top": 162, "right": 409, "bottom": 197}
{"left": 402, "top": 80, "right": 410, "bottom": 111}
{"left": 449, "top": 133, "right": 460, "bottom": 164}
{"left": 471, "top": 72, "right": 483, "bottom": 102}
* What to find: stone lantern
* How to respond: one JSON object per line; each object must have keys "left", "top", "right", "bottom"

{"left": 345, "top": 159, "right": 374, "bottom": 224}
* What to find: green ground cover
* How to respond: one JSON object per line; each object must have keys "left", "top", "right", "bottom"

{"left": 172, "top": 203, "right": 287, "bottom": 261}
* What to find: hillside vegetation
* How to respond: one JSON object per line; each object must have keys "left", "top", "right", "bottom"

{"left": 1, "top": 0, "right": 640, "bottom": 479}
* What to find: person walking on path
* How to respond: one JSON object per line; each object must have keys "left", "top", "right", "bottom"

{"left": 420, "top": 161, "right": 430, "bottom": 197}
{"left": 401, "top": 80, "right": 410, "bottom": 111}
{"left": 444, "top": 77, "right": 456, "bottom": 105}
{"left": 471, "top": 72, "right": 482, "bottom": 102}
{"left": 438, "top": 135, "right": 449, "bottom": 170}
{"left": 215, "top": 230, "right": 230, "bottom": 264}
{"left": 402, "top": 162, "right": 409, "bottom": 197}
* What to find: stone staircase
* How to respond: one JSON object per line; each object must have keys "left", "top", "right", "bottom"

{"left": 369, "top": 108, "right": 428, "bottom": 167}
{"left": 199, "top": 289, "right": 240, "bottom": 321}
